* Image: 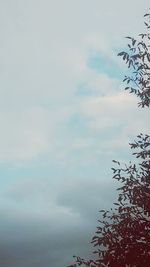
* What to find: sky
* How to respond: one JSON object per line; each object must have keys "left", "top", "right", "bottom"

{"left": 0, "top": 1, "right": 150, "bottom": 266}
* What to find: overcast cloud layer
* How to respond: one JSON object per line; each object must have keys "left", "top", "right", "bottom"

{"left": 0, "top": 1, "right": 150, "bottom": 266}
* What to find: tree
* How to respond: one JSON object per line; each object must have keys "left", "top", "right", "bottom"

{"left": 117, "top": 12, "right": 150, "bottom": 108}
{"left": 67, "top": 11, "right": 150, "bottom": 267}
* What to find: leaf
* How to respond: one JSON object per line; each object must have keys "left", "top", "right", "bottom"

{"left": 144, "top": 22, "right": 148, "bottom": 27}
{"left": 117, "top": 52, "right": 125, "bottom": 56}
{"left": 125, "top": 36, "right": 132, "bottom": 39}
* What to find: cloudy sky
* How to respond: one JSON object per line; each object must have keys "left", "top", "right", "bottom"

{"left": 0, "top": 1, "right": 150, "bottom": 266}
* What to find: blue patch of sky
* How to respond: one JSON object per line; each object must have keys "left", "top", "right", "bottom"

{"left": 68, "top": 113, "right": 90, "bottom": 136}
{"left": 96, "top": 126, "right": 122, "bottom": 140}
{"left": 76, "top": 52, "right": 124, "bottom": 97}
{"left": 0, "top": 163, "right": 16, "bottom": 190}
{"left": 75, "top": 82, "right": 105, "bottom": 97}
{"left": 0, "top": 158, "right": 66, "bottom": 193}
{"left": 0, "top": 159, "right": 111, "bottom": 195}
{"left": 75, "top": 82, "right": 91, "bottom": 96}
{"left": 87, "top": 52, "right": 123, "bottom": 79}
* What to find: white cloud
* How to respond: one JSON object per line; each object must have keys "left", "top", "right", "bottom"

{"left": 79, "top": 71, "right": 121, "bottom": 95}
{"left": 0, "top": 107, "right": 50, "bottom": 161}
{"left": 79, "top": 91, "right": 150, "bottom": 151}
{"left": 0, "top": 0, "right": 148, "bottom": 164}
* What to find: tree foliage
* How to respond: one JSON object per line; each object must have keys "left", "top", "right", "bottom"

{"left": 67, "top": 10, "right": 150, "bottom": 267}
{"left": 118, "top": 12, "right": 150, "bottom": 108}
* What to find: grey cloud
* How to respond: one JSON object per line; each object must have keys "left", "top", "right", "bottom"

{"left": 0, "top": 208, "right": 94, "bottom": 267}
{"left": 0, "top": 174, "right": 116, "bottom": 267}
{"left": 56, "top": 176, "right": 116, "bottom": 219}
